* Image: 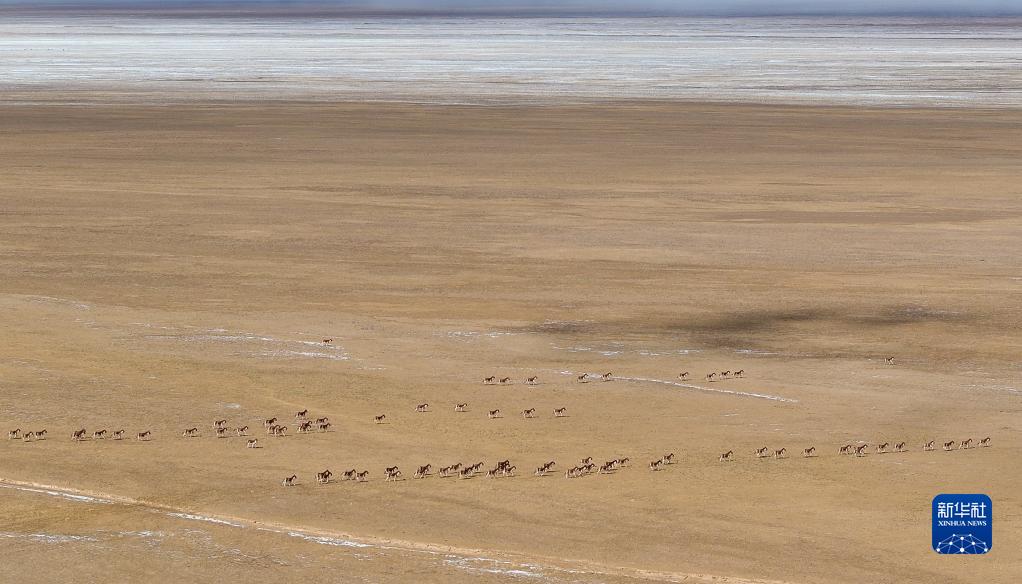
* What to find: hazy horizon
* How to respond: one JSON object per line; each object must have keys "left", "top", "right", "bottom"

{"left": 3, "top": 0, "right": 1022, "bottom": 17}
{"left": 4, "top": 16, "right": 1020, "bottom": 108}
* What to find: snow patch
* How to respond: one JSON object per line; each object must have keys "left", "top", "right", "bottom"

{"left": 166, "top": 513, "right": 242, "bottom": 527}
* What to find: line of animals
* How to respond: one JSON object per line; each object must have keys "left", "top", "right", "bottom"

{"left": 287, "top": 435, "right": 994, "bottom": 486}
{"left": 486, "top": 358, "right": 895, "bottom": 386}
{"left": 374, "top": 403, "right": 567, "bottom": 424}
{"left": 5, "top": 418, "right": 992, "bottom": 487}
{"left": 281, "top": 433, "right": 993, "bottom": 486}
{"left": 484, "top": 376, "right": 541, "bottom": 385}
{"left": 15, "top": 370, "right": 752, "bottom": 445}
{"left": 8, "top": 429, "right": 155, "bottom": 442}
{"left": 283, "top": 455, "right": 644, "bottom": 486}
{"left": 718, "top": 437, "right": 991, "bottom": 462}
{"left": 5, "top": 367, "right": 753, "bottom": 446}
{"left": 4, "top": 402, "right": 570, "bottom": 448}
{"left": 8, "top": 393, "right": 991, "bottom": 466}
{"left": 483, "top": 370, "right": 747, "bottom": 385}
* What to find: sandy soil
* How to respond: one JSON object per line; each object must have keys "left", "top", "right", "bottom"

{"left": 0, "top": 101, "right": 1020, "bottom": 583}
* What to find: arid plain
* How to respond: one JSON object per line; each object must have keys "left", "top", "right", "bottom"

{"left": 1, "top": 101, "right": 1020, "bottom": 583}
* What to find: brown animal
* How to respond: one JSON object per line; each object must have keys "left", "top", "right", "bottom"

{"left": 92, "top": 429, "right": 107, "bottom": 439}
{"left": 802, "top": 446, "right": 816, "bottom": 457}
{"left": 282, "top": 474, "right": 297, "bottom": 486}
{"left": 661, "top": 452, "right": 676, "bottom": 465}
{"left": 295, "top": 409, "right": 308, "bottom": 420}
{"left": 112, "top": 430, "right": 124, "bottom": 440}
{"left": 943, "top": 440, "right": 956, "bottom": 451}
{"left": 182, "top": 427, "right": 199, "bottom": 437}
{"left": 316, "top": 469, "right": 332, "bottom": 484}
{"left": 526, "top": 376, "right": 538, "bottom": 385}
{"left": 923, "top": 440, "right": 935, "bottom": 451}
{"left": 774, "top": 448, "right": 787, "bottom": 459}
{"left": 577, "top": 374, "right": 588, "bottom": 383}
{"left": 522, "top": 408, "right": 536, "bottom": 418}
{"left": 885, "top": 357, "right": 895, "bottom": 365}
{"left": 315, "top": 417, "right": 329, "bottom": 425}
{"left": 317, "top": 421, "right": 331, "bottom": 432}
{"left": 499, "top": 377, "right": 512, "bottom": 384}
{"left": 649, "top": 459, "right": 664, "bottom": 471}
{"left": 960, "top": 438, "right": 973, "bottom": 449}
{"left": 374, "top": 414, "right": 386, "bottom": 424}
{"left": 415, "top": 403, "right": 429, "bottom": 412}
{"left": 553, "top": 407, "right": 567, "bottom": 417}
{"left": 216, "top": 428, "right": 228, "bottom": 438}
{"left": 839, "top": 444, "right": 853, "bottom": 455}
{"left": 678, "top": 372, "right": 689, "bottom": 380}
{"left": 263, "top": 417, "right": 277, "bottom": 427}
{"left": 72, "top": 429, "right": 87, "bottom": 442}
{"left": 385, "top": 468, "right": 402, "bottom": 481}
{"left": 488, "top": 409, "right": 501, "bottom": 419}
{"left": 246, "top": 439, "right": 258, "bottom": 448}
{"left": 755, "top": 446, "right": 770, "bottom": 458}
{"left": 322, "top": 338, "right": 333, "bottom": 343}
{"left": 534, "top": 461, "right": 556, "bottom": 476}
{"left": 297, "top": 421, "right": 313, "bottom": 433}
{"left": 342, "top": 469, "right": 357, "bottom": 480}
{"left": 414, "top": 464, "right": 431, "bottom": 478}
{"left": 705, "top": 372, "right": 717, "bottom": 382}
{"left": 483, "top": 376, "right": 496, "bottom": 384}
{"left": 273, "top": 425, "right": 287, "bottom": 437}
{"left": 136, "top": 431, "right": 152, "bottom": 441}
{"left": 979, "top": 437, "right": 991, "bottom": 447}
{"left": 213, "top": 419, "right": 227, "bottom": 429}
{"left": 719, "top": 450, "right": 734, "bottom": 462}
{"left": 894, "top": 441, "right": 906, "bottom": 452}
{"left": 734, "top": 369, "right": 745, "bottom": 378}
{"left": 855, "top": 444, "right": 868, "bottom": 457}
{"left": 454, "top": 403, "right": 468, "bottom": 412}
{"left": 7, "top": 429, "right": 20, "bottom": 440}
{"left": 601, "top": 372, "right": 613, "bottom": 381}
{"left": 356, "top": 470, "right": 369, "bottom": 482}
{"left": 876, "top": 442, "right": 889, "bottom": 454}
{"left": 236, "top": 425, "right": 249, "bottom": 436}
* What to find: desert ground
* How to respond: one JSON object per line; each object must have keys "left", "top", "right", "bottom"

{"left": 0, "top": 100, "right": 1020, "bottom": 583}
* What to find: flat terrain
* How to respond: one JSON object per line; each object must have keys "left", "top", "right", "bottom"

{"left": 1, "top": 101, "right": 1020, "bottom": 583}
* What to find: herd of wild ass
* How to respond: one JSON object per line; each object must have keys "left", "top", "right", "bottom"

{"left": 5, "top": 367, "right": 991, "bottom": 486}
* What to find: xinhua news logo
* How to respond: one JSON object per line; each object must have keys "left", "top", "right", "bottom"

{"left": 933, "top": 494, "right": 991, "bottom": 554}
